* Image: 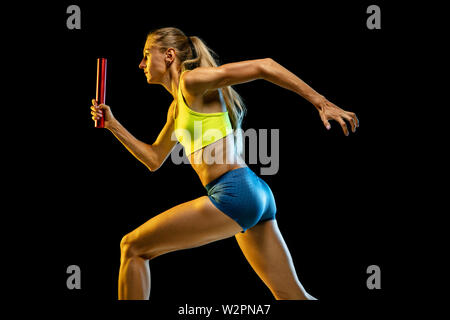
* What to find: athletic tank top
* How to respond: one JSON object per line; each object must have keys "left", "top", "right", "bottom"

{"left": 173, "top": 70, "right": 233, "bottom": 156}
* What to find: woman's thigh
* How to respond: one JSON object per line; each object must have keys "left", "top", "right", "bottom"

{"left": 122, "top": 196, "right": 244, "bottom": 260}
{"left": 235, "top": 219, "right": 308, "bottom": 299}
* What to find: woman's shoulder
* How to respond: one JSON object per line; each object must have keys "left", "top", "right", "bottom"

{"left": 181, "top": 67, "right": 221, "bottom": 96}
{"left": 179, "top": 69, "right": 225, "bottom": 113}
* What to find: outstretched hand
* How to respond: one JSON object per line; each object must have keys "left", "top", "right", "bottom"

{"left": 314, "top": 98, "right": 359, "bottom": 136}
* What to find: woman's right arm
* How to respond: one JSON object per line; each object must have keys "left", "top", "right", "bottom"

{"left": 91, "top": 99, "right": 178, "bottom": 172}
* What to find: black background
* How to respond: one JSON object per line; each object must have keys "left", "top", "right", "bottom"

{"left": 18, "top": 0, "right": 412, "bottom": 316}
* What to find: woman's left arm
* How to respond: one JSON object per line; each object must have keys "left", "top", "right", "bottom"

{"left": 184, "top": 58, "right": 359, "bottom": 135}
{"left": 259, "top": 58, "right": 359, "bottom": 135}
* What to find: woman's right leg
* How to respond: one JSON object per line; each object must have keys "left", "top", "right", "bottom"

{"left": 235, "top": 219, "right": 317, "bottom": 300}
{"left": 118, "top": 195, "right": 243, "bottom": 300}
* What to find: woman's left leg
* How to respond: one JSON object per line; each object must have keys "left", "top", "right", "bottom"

{"left": 118, "top": 195, "right": 243, "bottom": 300}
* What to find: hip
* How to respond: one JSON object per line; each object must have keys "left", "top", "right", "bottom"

{"left": 204, "top": 166, "right": 275, "bottom": 213}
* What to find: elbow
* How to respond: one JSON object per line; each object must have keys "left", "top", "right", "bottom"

{"left": 146, "top": 144, "right": 165, "bottom": 172}
{"left": 144, "top": 154, "right": 161, "bottom": 172}
{"left": 259, "top": 58, "right": 276, "bottom": 79}
{"left": 147, "top": 163, "right": 160, "bottom": 172}
{"left": 147, "top": 159, "right": 161, "bottom": 172}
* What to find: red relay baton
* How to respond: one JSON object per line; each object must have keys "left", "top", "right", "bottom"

{"left": 95, "top": 58, "right": 107, "bottom": 128}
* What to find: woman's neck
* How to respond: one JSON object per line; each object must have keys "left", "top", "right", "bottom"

{"left": 161, "top": 67, "right": 181, "bottom": 98}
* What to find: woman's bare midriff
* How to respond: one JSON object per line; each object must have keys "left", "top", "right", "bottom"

{"left": 188, "top": 133, "right": 247, "bottom": 187}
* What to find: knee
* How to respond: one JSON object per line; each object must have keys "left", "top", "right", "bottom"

{"left": 120, "top": 233, "right": 143, "bottom": 260}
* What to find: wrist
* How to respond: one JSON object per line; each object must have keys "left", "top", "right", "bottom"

{"left": 310, "top": 95, "right": 327, "bottom": 110}
{"left": 106, "top": 118, "right": 120, "bottom": 132}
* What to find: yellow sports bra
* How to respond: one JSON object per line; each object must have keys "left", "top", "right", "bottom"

{"left": 173, "top": 70, "right": 233, "bottom": 156}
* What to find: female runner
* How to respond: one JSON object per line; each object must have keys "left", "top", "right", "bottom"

{"left": 91, "top": 27, "right": 358, "bottom": 300}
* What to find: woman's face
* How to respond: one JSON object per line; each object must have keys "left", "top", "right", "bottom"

{"left": 138, "top": 38, "right": 167, "bottom": 84}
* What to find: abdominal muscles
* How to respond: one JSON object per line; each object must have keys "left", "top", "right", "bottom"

{"left": 188, "top": 133, "right": 247, "bottom": 187}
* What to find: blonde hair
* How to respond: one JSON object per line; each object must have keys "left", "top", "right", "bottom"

{"left": 147, "top": 27, "right": 247, "bottom": 155}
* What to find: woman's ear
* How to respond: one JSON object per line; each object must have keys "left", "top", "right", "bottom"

{"left": 165, "top": 48, "right": 176, "bottom": 67}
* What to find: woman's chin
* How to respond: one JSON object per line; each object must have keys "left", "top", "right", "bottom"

{"left": 146, "top": 75, "right": 157, "bottom": 84}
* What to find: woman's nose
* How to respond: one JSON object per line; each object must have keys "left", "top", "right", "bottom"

{"left": 139, "top": 59, "right": 145, "bottom": 69}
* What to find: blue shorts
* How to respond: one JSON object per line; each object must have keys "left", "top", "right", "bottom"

{"left": 204, "top": 167, "right": 277, "bottom": 233}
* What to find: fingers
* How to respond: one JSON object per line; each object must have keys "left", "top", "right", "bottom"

{"left": 319, "top": 112, "right": 331, "bottom": 130}
{"left": 345, "top": 111, "right": 359, "bottom": 129}
{"left": 343, "top": 114, "right": 356, "bottom": 133}
{"left": 350, "top": 112, "right": 359, "bottom": 128}
{"left": 90, "top": 98, "right": 112, "bottom": 124}
{"left": 326, "top": 116, "right": 359, "bottom": 136}
{"left": 91, "top": 99, "right": 109, "bottom": 110}
{"left": 337, "top": 117, "right": 349, "bottom": 136}
{"left": 90, "top": 109, "right": 103, "bottom": 115}
{"left": 339, "top": 113, "right": 362, "bottom": 135}
{"left": 320, "top": 100, "right": 359, "bottom": 135}
{"left": 343, "top": 112, "right": 360, "bottom": 135}
{"left": 91, "top": 108, "right": 103, "bottom": 121}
